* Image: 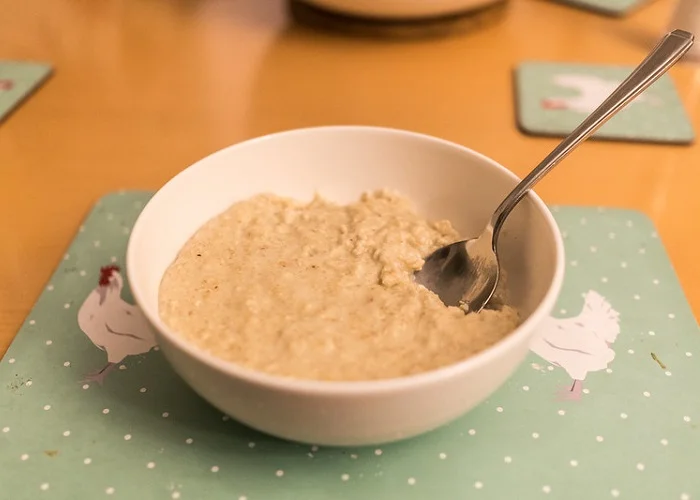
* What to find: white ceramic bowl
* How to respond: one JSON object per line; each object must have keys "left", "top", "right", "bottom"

{"left": 127, "top": 126, "right": 564, "bottom": 447}
{"left": 299, "top": 0, "right": 503, "bottom": 19}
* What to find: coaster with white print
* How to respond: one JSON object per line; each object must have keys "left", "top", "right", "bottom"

{"left": 1, "top": 192, "right": 699, "bottom": 500}
{"left": 514, "top": 61, "right": 694, "bottom": 144}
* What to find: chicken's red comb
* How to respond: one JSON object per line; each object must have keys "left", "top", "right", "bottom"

{"left": 98, "top": 265, "right": 120, "bottom": 286}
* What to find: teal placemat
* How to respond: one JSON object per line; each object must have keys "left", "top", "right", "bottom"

{"left": 2, "top": 192, "right": 699, "bottom": 500}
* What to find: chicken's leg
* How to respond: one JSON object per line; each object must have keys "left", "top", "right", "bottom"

{"left": 81, "top": 362, "right": 117, "bottom": 386}
{"left": 557, "top": 379, "right": 583, "bottom": 401}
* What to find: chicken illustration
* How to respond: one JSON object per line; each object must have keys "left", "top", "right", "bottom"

{"left": 530, "top": 290, "right": 621, "bottom": 400}
{"left": 541, "top": 73, "right": 661, "bottom": 113}
{"left": 77, "top": 265, "right": 157, "bottom": 385}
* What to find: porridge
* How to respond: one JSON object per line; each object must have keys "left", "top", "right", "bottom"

{"left": 158, "top": 190, "right": 520, "bottom": 381}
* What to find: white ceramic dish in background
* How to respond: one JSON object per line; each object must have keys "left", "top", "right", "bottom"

{"left": 126, "top": 126, "right": 565, "bottom": 447}
{"left": 299, "top": 0, "right": 503, "bottom": 19}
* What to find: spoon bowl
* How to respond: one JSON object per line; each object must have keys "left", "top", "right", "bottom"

{"left": 414, "top": 228, "right": 498, "bottom": 310}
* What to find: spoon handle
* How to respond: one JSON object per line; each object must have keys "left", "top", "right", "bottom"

{"left": 489, "top": 29, "right": 695, "bottom": 239}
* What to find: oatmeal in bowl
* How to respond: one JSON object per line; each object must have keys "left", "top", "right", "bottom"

{"left": 158, "top": 190, "right": 520, "bottom": 382}
{"left": 126, "top": 126, "right": 564, "bottom": 446}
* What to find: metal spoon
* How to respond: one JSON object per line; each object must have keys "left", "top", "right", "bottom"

{"left": 414, "top": 29, "right": 695, "bottom": 313}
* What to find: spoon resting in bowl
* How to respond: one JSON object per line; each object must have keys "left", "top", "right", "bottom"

{"left": 414, "top": 28, "right": 695, "bottom": 313}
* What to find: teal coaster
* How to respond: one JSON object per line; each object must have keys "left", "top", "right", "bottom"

{"left": 515, "top": 61, "right": 694, "bottom": 144}
{"left": 550, "top": 0, "right": 651, "bottom": 16}
{"left": 0, "top": 61, "right": 52, "bottom": 124}
{"left": 1, "top": 192, "right": 699, "bottom": 499}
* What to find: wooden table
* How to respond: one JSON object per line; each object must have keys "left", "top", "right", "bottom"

{"left": 1, "top": 0, "right": 699, "bottom": 355}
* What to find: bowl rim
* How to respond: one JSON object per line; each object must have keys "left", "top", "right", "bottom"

{"left": 126, "top": 125, "right": 565, "bottom": 396}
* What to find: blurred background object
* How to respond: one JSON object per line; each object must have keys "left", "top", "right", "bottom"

{"left": 295, "top": 0, "right": 507, "bottom": 20}
{"left": 289, "top": 0, "right": 508, "bottom": 38}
